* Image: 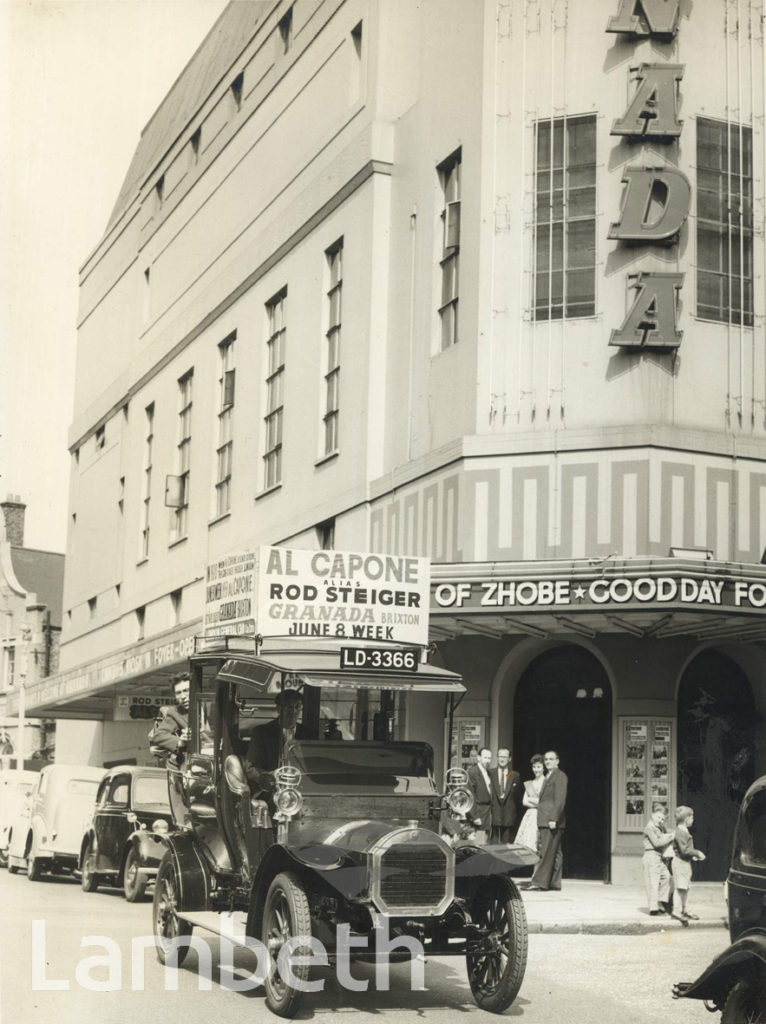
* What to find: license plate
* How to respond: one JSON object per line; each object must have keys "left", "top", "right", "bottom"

{"left": 340, "top": 647, "right": 420, "bottom": 672}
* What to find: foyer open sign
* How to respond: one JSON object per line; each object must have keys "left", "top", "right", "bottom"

{"left": 257, "top": 546, "right": 430, "bottom": 645}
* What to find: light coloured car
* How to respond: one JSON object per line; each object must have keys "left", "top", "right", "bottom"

{"left": 7, "top": 763, "right": 105, "bottom": 880}
{"left": 0, "top": 770, "right": 39, "bottom": 867}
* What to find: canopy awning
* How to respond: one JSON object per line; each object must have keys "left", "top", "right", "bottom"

{"left": 212, "top": 646, "right": 464, "bottom": 694}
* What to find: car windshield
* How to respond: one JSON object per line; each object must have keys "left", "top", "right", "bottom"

{"left": 132, "top": 775, "right": 171, "bottom": 812}
{"left": 289, "top": 741, "right": 437, "bottom": 795}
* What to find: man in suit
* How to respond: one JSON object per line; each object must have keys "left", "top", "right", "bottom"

{"left": 467, "top": 747, "right": 493, "bottom": 844}
{"left": 490, "top": 747, "right": 523, "bottom": 844}
{"left": 522, "top": 750, "right": 568, "bottom": 891}
{"left": 244, "top": 689, "right": 310, "bottom": 802}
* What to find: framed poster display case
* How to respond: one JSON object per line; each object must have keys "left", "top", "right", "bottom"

{"left": 618, "top": 716, "right": 676, "bottom": 832}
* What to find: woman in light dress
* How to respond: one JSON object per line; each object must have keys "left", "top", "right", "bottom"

{"left": 515, "top": 753, "right": 545, "bottom": 850}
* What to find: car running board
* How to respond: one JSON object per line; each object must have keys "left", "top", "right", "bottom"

{"left": 176, "top": 910, "right": 250, "bottom": 946}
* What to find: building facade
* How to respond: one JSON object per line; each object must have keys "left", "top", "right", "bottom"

{"left": 11, "top": 0, "right": 765, "bottom": 882}
{"left": 0, "top": 496, "right": 63, "bottom": 765}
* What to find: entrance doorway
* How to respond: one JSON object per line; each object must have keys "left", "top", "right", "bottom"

{"left": 677, "top": 650, "right": 755, "bottom": 881}
{"left": 513, "top": 646, "right": 611, "bottom": 880}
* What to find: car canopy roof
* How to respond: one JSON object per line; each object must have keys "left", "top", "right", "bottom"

{"left": 196, "top": 641, "right": 464, "bottom": 694}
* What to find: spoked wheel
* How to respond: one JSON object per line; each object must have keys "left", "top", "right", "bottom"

{"left": 261, "top": 872, "right": 312, "bottom": 1018}
{"left": 466, "top": 876, "right": 528, "bottom": 1013}
{"left": 152, "top": 852, "right": 192, "bottom": 966}
{"left": 81, "top": 840, "right": 99, "bottom": 892}
{"left": 123, "top": 848, "right": 147, "bottom": 903}
{"left": 722, "top": 974, "right": 766, "bottom": 1024}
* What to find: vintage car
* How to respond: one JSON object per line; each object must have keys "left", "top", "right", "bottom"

{"left": 79, "top": 765, "right": 173, "bottom": 901}
{"left": 152, "top": 636, "right": 536, "bottom": 1018}
{"left": 674, "top": 773, "right": 766, "bottom": 1022}
{"left": 0, "top": 770, "right": 39, "bottom": 868}
{"left": 7, "top": 762, "right": 105, "bottom": 879}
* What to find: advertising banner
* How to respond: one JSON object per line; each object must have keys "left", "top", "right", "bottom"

{"left": 203, "top": 549, "right": 258, "bottom": 636}
{"left": 432, "top": 573, "right": 766, "bottom": 615}
{"left": 257, "top": 546, "right": 431, "bottom": 645}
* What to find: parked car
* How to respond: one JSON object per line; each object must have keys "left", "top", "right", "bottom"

{"left": 152, "top": 636, "right": 536, "bottom": 1018}
{"left": 79, "top": 765, "right": 173, "bottom": 901}
{"left": 0, "top": 770, "right": 38, "bottom": 867}
{"left": 7, "top": 763, "right": 105, "bottom": 879}
{"left": 674, "top": 773, "right": 766, "bottom": 1022}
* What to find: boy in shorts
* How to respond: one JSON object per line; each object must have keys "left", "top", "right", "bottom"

{"left": 672, "top": 806, "right": 706, "bottom": 920}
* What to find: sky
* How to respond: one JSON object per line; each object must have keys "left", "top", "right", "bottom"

{"left": 0, "top": 0, "right": 229, "bottom": 553}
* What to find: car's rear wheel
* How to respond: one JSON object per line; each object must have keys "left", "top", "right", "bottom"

{"left": 262, "top": 872, "right": 312, "bottom": 1018}
{"left": 8, "top": 862, "right": 19, "bottom": 874}
{"left": 153, "top": 852, "right": 192, "bottom": 966}
{"left": 81, "top": 840, "right": 99, "bottom": 892}
{"left": 722, "top": 973, "right": 766, "bottom": 1024}
{"left": 466, "top": 876, "right": 528, "bottom": 1013}
{"left": 123, "top": 848, "right": 147, "bottom": 902}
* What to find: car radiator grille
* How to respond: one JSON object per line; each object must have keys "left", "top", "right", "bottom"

{"left": 379, "top": 844, "right": 447, "bottom": 909}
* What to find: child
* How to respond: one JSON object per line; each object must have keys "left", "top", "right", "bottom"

{"left": 672, "top": 806, "right": 706, "bottom": 920}
{"left": 642, "top": 803, "right": 675, "bottom": 915}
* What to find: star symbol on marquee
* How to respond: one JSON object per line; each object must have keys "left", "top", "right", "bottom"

{"left": 573, "top": 585, "right": 586, "bottom": 601}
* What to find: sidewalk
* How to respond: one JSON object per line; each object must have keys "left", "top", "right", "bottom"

{"left": 518, "top": 880, "right": 728, "bottom": 935}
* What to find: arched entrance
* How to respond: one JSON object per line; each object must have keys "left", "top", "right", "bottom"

{"left": 513, "top": 646, "right": 611, "bottom": 881}
{"left": 677, "top": 650, "right": 756, "bottom": 881}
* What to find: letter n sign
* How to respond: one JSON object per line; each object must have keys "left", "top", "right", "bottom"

{"left": 609, "top": 272, "right": 683, "bottom": 349}
{"left": 607, "top": 0, "right": 681, "bottom": 39}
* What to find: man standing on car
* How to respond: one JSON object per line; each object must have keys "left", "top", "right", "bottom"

{"left": 150, "top": 673, "right": 191, "bottom": 766}
{"left": 522, "top": 750, "right": 568, "bottom": 891}
{"left": 467, "top": 747, "right": 493, "bottom": 845}
{"left": 244, "top": 689, "right": 310, "bottom": 800}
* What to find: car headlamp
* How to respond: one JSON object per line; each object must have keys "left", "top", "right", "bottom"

{"left": 273, "top": 765, "right": 303, "bottom": 820}
{"left": 274, "top": 788, "right": 303, "bottom": 817}
{"left": 444, "top": 766, "right": 474, "bottom": 816}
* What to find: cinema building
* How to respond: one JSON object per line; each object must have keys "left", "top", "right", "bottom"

{"left": 9, "top": 0, "right": 764, "bottom": 884}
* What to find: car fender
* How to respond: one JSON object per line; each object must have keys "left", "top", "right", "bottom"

{"left": 160, "top": 833, "right": 210, "bottom": 912}
{"left": 453, "top": 843, "right": 538, "bottom": 901}
{"left": 121, "top": 829, "right": 167, "bottom": 876}
{"left": 676, "top": 933, "right": 766, "bottom": 1004}
{"left": 26, "top": 814, "right": 48, "bottom": 858}
{"left": 247, "top": 843, "right": 365, "bottom": 938}
{"left": 79, "top": 827, "right": 96, "bottom": 869}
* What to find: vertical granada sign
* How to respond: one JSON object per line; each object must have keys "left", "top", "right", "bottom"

{"left": 606, "top": 0, "right": 687, "bottom": 350}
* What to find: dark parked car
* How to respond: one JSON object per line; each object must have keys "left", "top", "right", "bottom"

{"left": 674, "top": 773, "right": 766, "bottom": 1022}
{"left": 80, "top": 765, "right": 172, "bottom": 901}
{"left": 152, "top": 636, "right": 536, "bottom": 1017}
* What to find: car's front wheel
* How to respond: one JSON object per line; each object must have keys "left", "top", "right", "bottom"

{"left": 466, "top": 876, "right": 528, "bottom": 1013}
{"left": 722, "top": 973, "right": 766, "bottom": 1024}
{"left": 153, "top": 852, "right": 192, "bottom": 967}
{"left": 81, "top": 839, "right": 99, "bottom": 892}
{"left": 262, "top": 872, "right": 312, "bottom": 1018}
{"left": 26, "top": 843, "right": 43, "bottom": 882}
{"left": 123, "top": 848, "right": 147, "bottom": 902}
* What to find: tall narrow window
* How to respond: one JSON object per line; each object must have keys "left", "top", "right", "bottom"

{"left": 534, "top": 115, "right": 596, "bottom": 320}
{"left": 264, "top": 291, "right": 286, "bottom": 490}
{"left": 141, "top": 404, "right": 154, "bottom": 559}
{"left": 438, "top": 150, "right": 461, "bottom": 350}
{"left": 215, "top": 336, "right": 235, "bottom": 517}
{"left": 324, "top": 240, "right": 342, "bottom": 455}
{"left": 697, "top": 118, "right": 753, "bottom": 326}
{"left": 173, "top": 371, "right": 193, "bottom": 539}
